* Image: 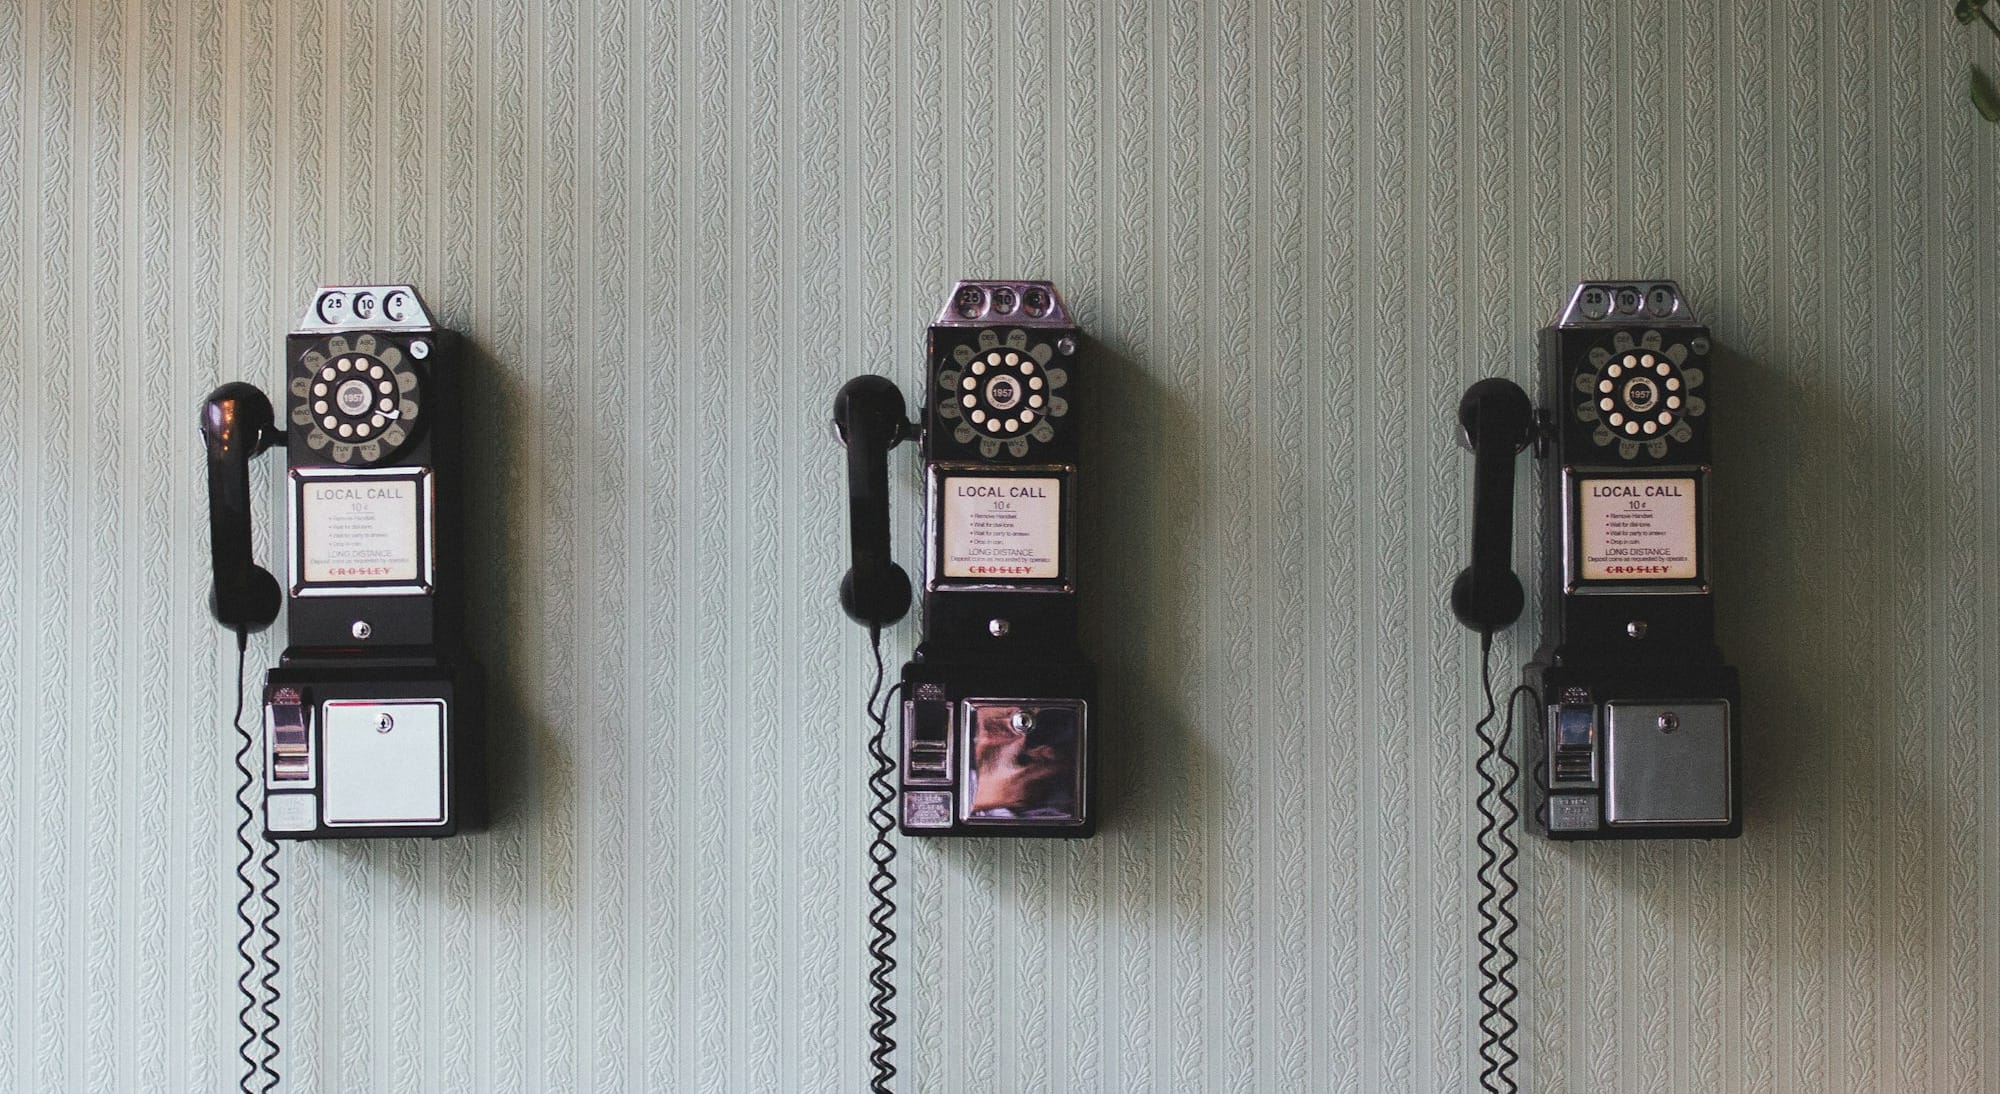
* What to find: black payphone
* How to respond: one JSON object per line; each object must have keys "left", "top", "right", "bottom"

{"left": 203, "top": 284, "right": 482, "bottom": 839}
{"left": 1455, "top": 279, "right": 1741, "bottom": 840}
{"left": 1451, "top": 279, "right": 1744, "bottom": 1092}
{"left": 201, "top": 284, "right": 483, "bottom": 1090}
{"left": 833, "top": 279, "right": 1095, "bottom": 1090}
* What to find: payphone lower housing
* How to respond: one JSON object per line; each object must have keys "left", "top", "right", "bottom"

{"left": 899, "top": 657, "right": 1094, "bottom": 838}
{"left": 1526, "top": 661, "right": 1739, "bottom": 840}
{"left": 261, "top": 657, "right": 481, "bottom": 840}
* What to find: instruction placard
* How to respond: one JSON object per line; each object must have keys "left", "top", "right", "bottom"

{"left": 297, "top": 473, "right": 426, "bottom": 585}
{"left": 941, "top": 476, "right": 1062, "bottom": 580}
{"left": 1578, "top": 476, "right": 1698, "bottom": 581}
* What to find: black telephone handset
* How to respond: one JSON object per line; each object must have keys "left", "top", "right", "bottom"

{"left": 1454, "top": 280, "right": 1741, "bottom": 842}
{"left": 201, "top": 285, "right": 482, "bottom": 841}
{"left": 201, "top": 382, "right": 285, "bottom": 635}
{"left": 835, "top": 375, "right": 914, "bottom": 630}
{"left": 835, "top": 279, "right": 1095, "bottom": 839}
{"left": 1451, "top": 378, "right": 1535, "bottom": 634}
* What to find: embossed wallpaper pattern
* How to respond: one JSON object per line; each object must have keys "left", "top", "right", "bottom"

{"left": 0, "top": 0, "right": 1994, "bottom": 1091}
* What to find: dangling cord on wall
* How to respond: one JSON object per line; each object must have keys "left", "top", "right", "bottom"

{"left": 1473, "top": 629, "right": 1528, "bottom": 1094}
{"left": 230, "top": 630, "right": 283, "bottom": 1094}
{"left": 863, "top": 626, "right": 905, "bottom": 1094}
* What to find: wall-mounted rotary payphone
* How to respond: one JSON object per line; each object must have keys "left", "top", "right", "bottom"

{"left": 1454, "top": 279, "right": 1741, "bottom": 841}
{"left": 203, "top": 284, "right": 482, "bottom": 840}
{"left": 201, "top": 284, "right": 483, "bottom": 1091}
{"left": 833, "top": 279, "right": 1094, "bottom": 1092}
{"left": 1451, "top": 280, "right": 1744, "bottom": 1094}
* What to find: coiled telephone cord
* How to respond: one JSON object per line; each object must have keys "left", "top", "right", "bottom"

{"left": 230, "top": 632, "right": 284, "bottom": 1094}
{"left": 863, "top": 628, "right": 904, "bottom": 1094}
{"left": 1473, "top": 630, "right": 1533, "bottom": 1094}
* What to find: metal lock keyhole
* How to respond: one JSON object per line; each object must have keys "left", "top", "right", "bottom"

{"left": 1010, "top": 710, "right": 1036, "bottom": 733}
{"left": 1656, "top": 712, "right": 1680, "bottom": 734}
{"left": 374, "top": 713, "right": 396, "bottom": 734}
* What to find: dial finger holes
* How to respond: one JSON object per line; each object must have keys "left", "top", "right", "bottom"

{"left": 315, "top": 400, "right": 329, "bottom": 414}
{"left": 371, "top": 413, "right": 386, "bottom": 428}
{"left": 1004, "top": 352, "right": 1019, "bottom": 366}
{"left": 962, "top": 395, "right": 976, "bottom": 408}
{"left": 1624, "top": 421, "right": 1639, "bottom": 435}
{"left": 338, "top": 357, "right": 353, "bottom": 372}
{"left": 971, "top": 409, "right": 986, "bottom": 424}
{"left": 1643, "top": 421, "right": 1658, "bottom": 435}
{"left": 1666, "top": 377, "right": 1681, "bottom": 391}
{"left": 1004, "top": 418, "right": 1020, "bottom": 433}
{"left": 1656, "top": 361, "right": 1670, "bottom": 376}
{"left": 378, "top": 381, "right": 393, "bottom": 394}
{"left": 971, "top": 361, "right": 986, "bottom": 375}
{"left": 1608, "top": 363, "right": 1623, "bottom": 378}
{"left": 1640, "top": 353, "right": 1655, "bottom": 368}
{"left": 1029, "top": 394, "right": 1044, "bottom": 408}
{"left": 379, "top": 398, "right": 394, "bottom": 412}
{"left": 1609, "top": 412, "right": 1624, "bottom": 426}
{"left": 313, "top": 382, "right": 327, "bottom": 396}
{"left": 1020, "top": 410, "right": 1036, "bottom": 423}
{"left": 1599, "top": 398, "right": 1614, "bottom": 411}
{"left": 338, "top": 423, "right": 353, "bottom": 438}
{"left": 1029, "top": 376, "right": 1043, "bottom": 389}
{"left": 321, "top": 416, "right": 338, "bottom": 429}
{"left": 1598, "top": 380, "right": 1613, "bottom": 393}
{"left": 1020, "top": 360, "right": 1035, "bottom": 374}
{"left": 1623, "top": 354, "right": 1638, "bottom": 368}
{"left": 986, "top": 418, "right": 1003, "bottom": 433}
{"left": 962, "top": 377, "right": 976, "bottom": 390}
{"left": 1667, "top": 396, "right": 1681, "bottom": 409}
{"left": 321, "top": 366, "right": 337, "bottom": 381}
{"left": 1659, "top": 412, "right": 1674, "bottom": 426}
{"left": 369, "top": 365, "right": 385, "bottom": 378}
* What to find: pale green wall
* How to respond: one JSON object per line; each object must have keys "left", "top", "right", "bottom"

{"left": 2, "top": 0, "right": 1996, "bottom": 1091}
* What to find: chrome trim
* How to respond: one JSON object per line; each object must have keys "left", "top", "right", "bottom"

{"left": 957, "top": 697, "right": 1089, "bottom": 827}
{"left": 1560, "top": 465, "right": 1711, "bottom": 596}
{"left": 932, "top": 279, "right": 1071, "bottom": 327}
{"left": 318, "top": 698, "right": 451, "bottom": 827}
{"left": 295, "top": 284, "right": 435, "bottom": 333}
{"left": 923, "top": 463, "right": 1077, "bottom": 594}
{"left": 288, "top": 465, "right": 436, "bottom": 597}
{"left": 1555, "top": 280, "right": 1698, "bottom": 328}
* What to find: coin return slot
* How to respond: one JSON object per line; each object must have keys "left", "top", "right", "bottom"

{"left": 903, "top": 699, "right": 953, "bottom": 786}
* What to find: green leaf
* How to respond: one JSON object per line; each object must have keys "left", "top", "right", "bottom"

{"left": 1973, "top": 65, "right": 2000, "bottom": 122}
{"left": 1960, "top": 0, "right": 1978, "bottom": 22}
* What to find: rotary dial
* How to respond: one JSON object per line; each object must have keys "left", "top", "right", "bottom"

{"left": 934, "top": 328, "right": 1071, "bottom": 459}
{"left": 1572, "top": 329, "right": 1708, "bottom": 460}
{"left": 288, "top": 331, "right": 423, "bottom": 465}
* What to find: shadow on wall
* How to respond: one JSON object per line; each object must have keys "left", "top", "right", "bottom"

{"left": 452, "top": 335, "right": 566, "bottom": 842}
{"left": 1070, "top": 337, "right": 1222, "bottom": 857}
{"left": 1703, "top": 338, "right": 1931, "bottom": 841}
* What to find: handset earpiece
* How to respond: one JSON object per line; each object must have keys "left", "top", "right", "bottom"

{"left": 200, "top": 382, "right": 284, "bottom": 634}
{"left": 833, "top": 375, "right": 913, "bottom": 629}
{"left": 1451, "top": 377, "right": 1535, "bottom": 633}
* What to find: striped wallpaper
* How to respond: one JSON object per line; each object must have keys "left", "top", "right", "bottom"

{"left": 0, "top": 0, "right": 1994, "bottom": 1090}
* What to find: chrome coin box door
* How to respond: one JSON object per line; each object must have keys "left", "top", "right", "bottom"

{"left": 1525, "top": 281, "right": 1741, "bottom": 840}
